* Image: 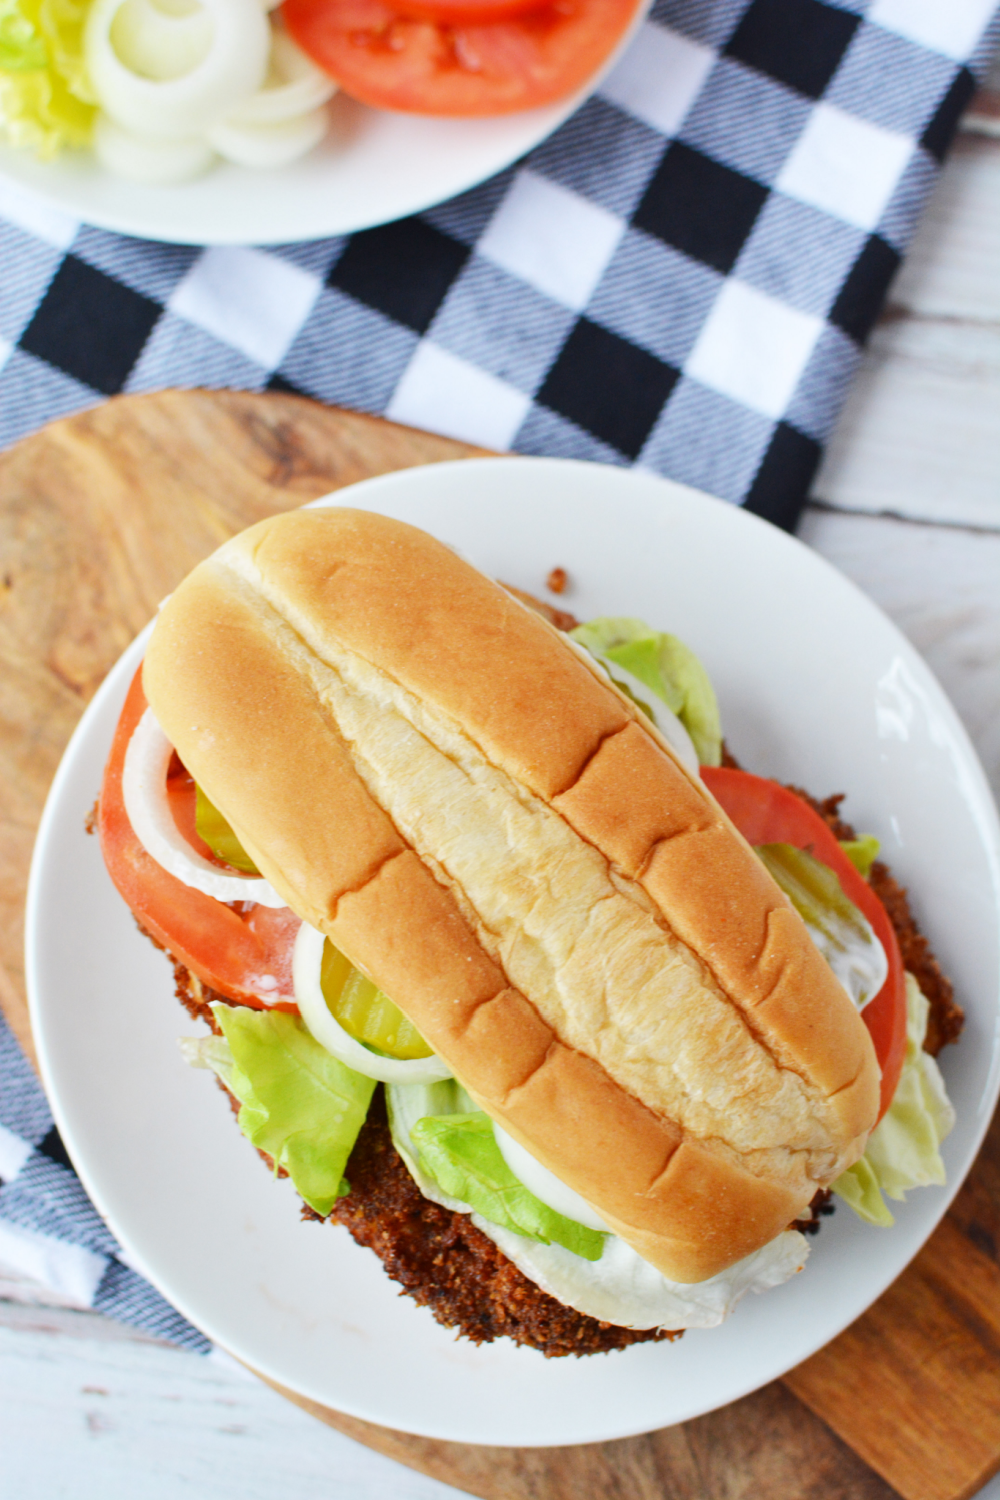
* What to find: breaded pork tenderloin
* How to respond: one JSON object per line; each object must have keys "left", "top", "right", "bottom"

{"left": 143, "top": 508, "right": 880, "bottom": 1283}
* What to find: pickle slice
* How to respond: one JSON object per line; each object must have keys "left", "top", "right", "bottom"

{"left": 194, "top": 783, "right": 260, "bottom": 875}
{"left": 839, "top": 833, "right": 880, "bottom": 879}
{"left": 756, "top": 842, "right": 887, "bottom": 1010}
{"left": 321, "top": 940, "right": 433, "bottom": 1060}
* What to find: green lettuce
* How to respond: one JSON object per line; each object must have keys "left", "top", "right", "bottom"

{"left": 570, "top": 616, "right": 722, "bottom": 767}
{"left": 833, "top": 974, "right": 955, "bottom": 1226}
{"left": 0, "top": 0, "right": 95, "bottom": 156}
{"left": 840, "top": 834, "right": 881, "bottom": 879}
{"left": 183, "top": 1003, "right": 376, "bottom": 1217}
{"left": 411, "top": 1111, "right": 606, "bottom": 1261}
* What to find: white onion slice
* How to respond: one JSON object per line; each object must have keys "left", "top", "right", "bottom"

{"left": 208, "top": 108, "right": 328, "bottom": 170}
{"left": 293, "top": 922, "right": 453, "bottom": 1085}
{"left": 122, "top": 708, "right": 287, "bottom": 908}
{"left": 86, "top": 0, "right": 269, "bottom": 139}
{"left": 493, "top": 1124, "right": 611, "bottom": 1233}
{"left": 109, "top": 0, "right": 213, "bottom": 83}
{"left": 224, "top": 28, "right": 336, "bottom": 125}
{"left": 577, "top": 642, "right": 700, "bottom": 773}
{"left": 93, "top": 113, "right": 215, "bottom": 183}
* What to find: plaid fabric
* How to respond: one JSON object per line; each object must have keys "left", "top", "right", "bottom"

{"left": 0, "top": 1010, "right": 210, "bottom": 1351}
{"left": 0, "top": 0, "right": 998, "bottom": 1343}
{"left": 1, "top": 0, "right": 997, "bottom": 531}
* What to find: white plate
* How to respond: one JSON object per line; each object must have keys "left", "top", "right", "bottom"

{"left": 26, "top": 457, "right": 1000, "bottom": 1446}
{"left": 0, "top": 6, "right": 646, "bottom": 245}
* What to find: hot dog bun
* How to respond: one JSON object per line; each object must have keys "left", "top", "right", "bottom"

{"left": 143, "top": 507, "right": 880, "bottom": 1283}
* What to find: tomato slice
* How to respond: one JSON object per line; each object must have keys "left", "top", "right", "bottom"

{"left": 282, "top": 0, "right": 641, "bottom": 115}
{"left": 165, "top": 759, "right": 227, "bottom": 867}
{"left": 701, "top": 766, "right": 907, "bottom": 1122}
{"left": 98, "top": 669, "right": 300, "bottom": 1011}
{"left": 394, "top": 0, "right": 542, "bottom": 21}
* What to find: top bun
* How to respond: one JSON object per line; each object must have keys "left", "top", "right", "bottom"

{"left": 143, "top": 507, "right": 880, "bottom": 1283}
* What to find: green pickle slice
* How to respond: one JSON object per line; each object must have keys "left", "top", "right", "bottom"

{"left": 321, "top": 940, "right": 433, "bottom": 1060}
{"left": 194, "top": 783, "right": 432, "bottom": 1061}
{"left": 195, "top": 784, "right": 261, "bottom": 875}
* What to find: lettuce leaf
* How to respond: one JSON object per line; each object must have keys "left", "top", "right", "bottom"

{"left": 831, "top": 1151, "right": 894, "bottom": 1227}
{"left": 182, "top": 1004, "right": 376, "bottom": 1217}
{"left": 840, "top": 833, "right": 880, "bottom": 879}
{"left": 411, "top": 1112, "right": 606, "bottom": 1261}
{"left": 570, "top": 617, "right": 722, "bottom": 767}
{"left": 833, "top": 973, "right": 955, "bottom": 1226}
{"left": 0, "top": 0, "right": 95, "bottom": 157}
{"left": 387, "top": 1080, "right": 809, "bottom": 1328}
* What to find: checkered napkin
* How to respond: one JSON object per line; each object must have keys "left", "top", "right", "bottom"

{"left": 0, "top": 1010, "right": 210, "bottom": 1348}
{"left": 2, "top": 0, "right": 998, "bottom": 532}
{"left": 1, "top": 0, "right": 998, "bottom": 1345}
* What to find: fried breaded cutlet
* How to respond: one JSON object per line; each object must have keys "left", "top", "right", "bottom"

{"left": 164, "top": 797, "right": 960, "bottom": 1357}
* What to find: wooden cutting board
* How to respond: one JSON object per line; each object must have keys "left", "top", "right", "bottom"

{"left": 2, "top": 389, "right": 998, "bottom": 1500}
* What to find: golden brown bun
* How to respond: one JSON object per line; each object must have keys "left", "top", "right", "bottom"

{"left": 143, "top": 508, "right": 880, "bottom": 1283}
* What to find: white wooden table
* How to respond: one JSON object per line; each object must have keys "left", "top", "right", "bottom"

{"left": 2, "top": 64, "right": 999, "bottom": 1500}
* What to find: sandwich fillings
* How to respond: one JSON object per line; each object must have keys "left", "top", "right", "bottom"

{"left": 96, "top": 509, "right": 962, "bottom": 1355}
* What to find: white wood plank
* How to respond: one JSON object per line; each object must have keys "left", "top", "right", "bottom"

{"left": 891, "top": 136, "right": 1000, "bottom": 321}
{"left": 813, "top": 124, "right": 1000, "bottom": 530}
{"left": 0, "top": 1312, "right": 469, "bottom": 1500}
{"left": 0, "top": 1293, "right": 167, "bottom": 1344}
{"left": 811, "top": 315, "right": 1000, "bottom": 528}
{"left": 965, "top": 92, "right": 1000, "bottom": 138}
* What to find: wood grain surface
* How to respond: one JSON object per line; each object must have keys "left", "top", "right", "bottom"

{"left": 1, "top": 389, "right": 998, "bottom": 1500}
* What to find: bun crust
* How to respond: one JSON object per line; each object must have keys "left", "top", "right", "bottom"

{"left": 143, "top": 508, "right": 880, "bottom": 1282}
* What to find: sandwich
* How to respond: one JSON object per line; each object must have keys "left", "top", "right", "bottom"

{"left": 96, "top": 506, "right": 962, "bottom": 1355}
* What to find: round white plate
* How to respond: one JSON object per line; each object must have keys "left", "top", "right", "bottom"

{"left": 26, "top": 457, "right": 1000, "bottom": 1446}
{"left": 0, "top": 6, "right": 645, "bottom": 245}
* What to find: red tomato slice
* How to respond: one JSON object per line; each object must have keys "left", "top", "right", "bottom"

{"left": 282, "top": 0, "right": 641, "bottom": 115}
{"left": 395, "top": 0, "right": 542, "bottom": 21}
{"left": 165, "top": 758, "right": 226, "bottom": 867}
{"left": 701, "top": 766, "right": 908, "bottom": 1123}
{"left": 99, "top": 669, "right": 300, "bottom": 1011}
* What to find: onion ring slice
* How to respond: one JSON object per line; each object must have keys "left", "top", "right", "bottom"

{"left": 293, "top": 922, "right": 453, "bottom": 1084}
{"left": 86, "top": 0, "right": 269, "bottom": 139}
{"left": 122, "top": 708, "right": 287, "bottom": 908}
{"left": 208, "top": 107, "right": 327, "bottom": 168}
{"left": 93, "top": 113, "right": 216, "bottom": 182}
{"left": 224, "top": 27, "right": 336, "bottom": 125}
{"left": 566, "top": 637, "right": 700, "bottom": 772}
{"left": 493, "top": 1123, "right": 611, "bottom": 1232}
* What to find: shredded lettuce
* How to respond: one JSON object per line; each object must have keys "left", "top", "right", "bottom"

{"left": 181, "top": 1003, "right": 375, "bottom": 1217}
{"left": 840, "top": 833, "right": 881, "bottom": 879}
{"left": 0, "top": 0, "right": 95, "bottom": 156}
{"left": 570, "top": 617, "right": 722, "bottom": 767}
{"left": 833, "top": 973, "right": 955, "bottom": 1226}
{"left": 411, "top": 1111, "right": 606, "bottom": 1261}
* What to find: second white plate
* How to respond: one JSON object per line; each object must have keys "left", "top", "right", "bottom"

{"left": 0, "top": 3, "right": 648, "bottom": 244}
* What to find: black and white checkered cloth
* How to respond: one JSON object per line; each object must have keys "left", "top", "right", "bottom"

{"left": 0, "top": 1011, "right": 210, "bottom": 1349}
{"left": 2, "top": 0, "right": 998, "bottom": 529}
{"left": 1, "top": 0, "right": 997, "bottom": 1344}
